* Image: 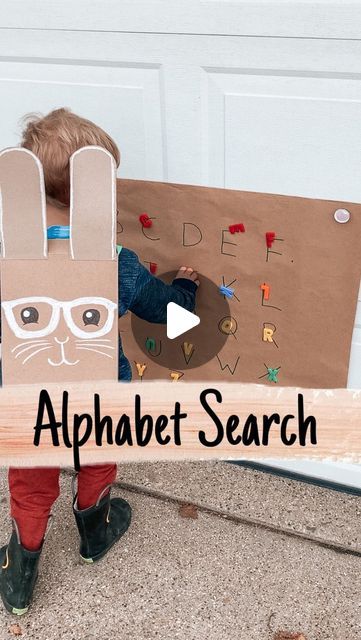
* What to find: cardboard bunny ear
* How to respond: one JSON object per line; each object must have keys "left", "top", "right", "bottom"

{"left": 70, "top": 146, "right": 116, "bottom": 261}
{"left": 0, "top": 147, "right": 47, "bottom": 259}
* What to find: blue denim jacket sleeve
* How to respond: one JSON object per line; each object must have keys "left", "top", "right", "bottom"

{"left": 118, "top": 248, "right": 198, "bottom": 380}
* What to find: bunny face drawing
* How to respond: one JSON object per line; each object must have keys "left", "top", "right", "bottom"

{"left": 0, "top": 146, "right": 119, "bottom": 384}
{"left": 2, "top": 295, "right": 117, "bottom": 368}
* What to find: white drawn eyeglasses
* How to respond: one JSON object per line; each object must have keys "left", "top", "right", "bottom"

{"left": 1, "top": 296, "right": 117, "bottom": 340}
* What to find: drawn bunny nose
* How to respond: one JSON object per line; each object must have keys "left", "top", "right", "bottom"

{"left": 55, "top": 337, "right": 69, "bottom": 345}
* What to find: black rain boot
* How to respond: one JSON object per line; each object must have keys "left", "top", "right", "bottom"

{"left": 72, "top": 477, "right": 131, "bottom": 564}
{"left": 0, "top": 517, "right": 51, "bottom": 616}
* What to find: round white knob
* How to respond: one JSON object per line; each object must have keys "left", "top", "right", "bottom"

{"left": 334, "top": 208, "right": 350, "bottom": 223}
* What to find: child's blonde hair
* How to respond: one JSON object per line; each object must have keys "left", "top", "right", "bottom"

{"left": 21, "top": 108, "right": 120, "bottom": 207}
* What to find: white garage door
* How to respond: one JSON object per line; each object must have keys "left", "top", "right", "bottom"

{"left": 0, "top": 0, "right": 360, "bottom": 488}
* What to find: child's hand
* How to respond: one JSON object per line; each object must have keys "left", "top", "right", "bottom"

{"left": 175, "top": 266, "right": 200, "bottom": 287}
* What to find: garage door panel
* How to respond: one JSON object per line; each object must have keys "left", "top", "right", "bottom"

{"left": 205, "top": 71, "right": 361, "bottom": 200}
{"left": 0, "top": 62, "right": 164, "bottom": 180}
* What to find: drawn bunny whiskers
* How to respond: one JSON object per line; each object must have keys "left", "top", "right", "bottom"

{"left": 75, "top": 338, "right": 115, "bottom": 360}
{"left": 12, "top": 340, "right": 52, "bottom": 365}
{"left": 10, "top": 337, "right": 115, "bottom": 368}
{"left": 76, "top": 346, "right": 114, "bottom": 359}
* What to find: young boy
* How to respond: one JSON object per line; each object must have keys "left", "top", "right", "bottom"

{"left": 0, "top": 108, "right": 199, "bottom": 616}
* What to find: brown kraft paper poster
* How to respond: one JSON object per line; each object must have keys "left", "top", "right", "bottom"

{"left": 117, "top": 179, "right": 361, "bottom": 389}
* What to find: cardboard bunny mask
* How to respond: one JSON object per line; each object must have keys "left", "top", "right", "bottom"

{"left": 0, "top": 146, "right": 119, "bottom": 385}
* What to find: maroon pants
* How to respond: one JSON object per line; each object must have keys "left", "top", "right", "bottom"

{"left": 8, "top": 464, "right": 117, "bottom": 551}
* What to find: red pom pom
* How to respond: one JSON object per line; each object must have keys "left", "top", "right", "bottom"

{"left": 229, "top": 223, "right": 245, "bottom": 234}
{"left": 139, "top": 213, "right": 152, "bottom": 228}
{"left": 266, "top": 232, "right": 276, "bottom": 248}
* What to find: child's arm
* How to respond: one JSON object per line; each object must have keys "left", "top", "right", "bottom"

{"left": 119, "top": 248, "right": 199, "bottom": 323}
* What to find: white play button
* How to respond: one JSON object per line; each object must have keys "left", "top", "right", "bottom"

{"left": 166, "top": 302, "right": 200, "bottom": 339}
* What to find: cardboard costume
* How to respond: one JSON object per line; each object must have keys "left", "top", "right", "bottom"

{"left": 0, "top": 146, "right": 118, "bottom": 385}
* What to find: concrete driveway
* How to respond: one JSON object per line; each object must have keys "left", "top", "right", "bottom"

{"left": 0, "top": 462, "right": 360, "bottom": 640}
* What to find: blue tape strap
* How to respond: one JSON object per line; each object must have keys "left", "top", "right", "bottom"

{"left": 47, "top": 225, "right": 70, "bottom": 239}
{"left": 219, "top": 285, "right": 234, "bottom": 299}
